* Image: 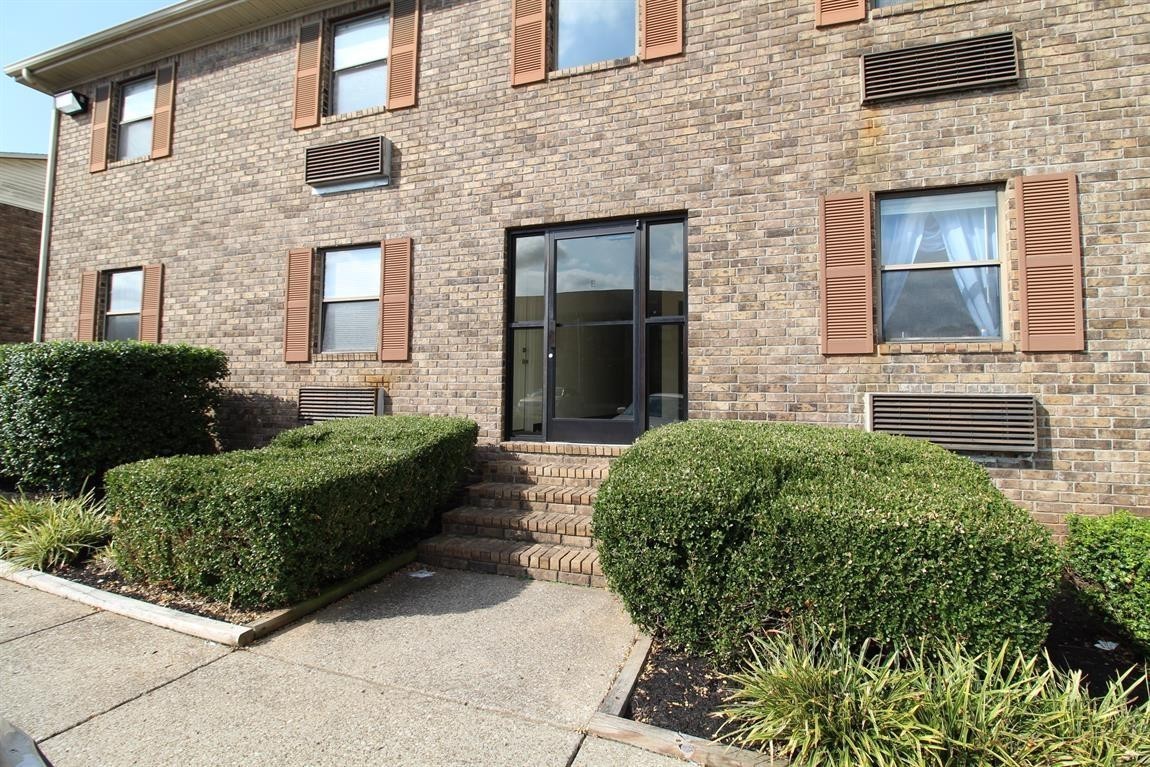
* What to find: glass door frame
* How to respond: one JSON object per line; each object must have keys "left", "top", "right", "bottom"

{"left": 505, "top": 215, "right": 688, "bottom": 444}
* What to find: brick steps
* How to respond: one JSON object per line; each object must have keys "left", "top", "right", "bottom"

{"left": 442, "top": 506, "right": 594, "bottom": 547}
{"left": 419, "top": 442, "right": 618, "bottom": 587}
{"left": 419, "top": 535, "right": 605, "bottom": 588}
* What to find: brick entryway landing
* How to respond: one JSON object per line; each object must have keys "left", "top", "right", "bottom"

{"left": 418, "top": 441, "right": 623, "bottom": 587}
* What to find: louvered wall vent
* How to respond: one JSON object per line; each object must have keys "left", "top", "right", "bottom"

{"left": 867, "top": 393, "right": 1037, "bottom": 454}
{"left": 305, "top": 136, "right": 392, "bottom": 187}
{"left": 862, "top": 32, "right": 1019, "bottom": 103}
{"left": 298, "top": 387, "right": 380, "bottom": 422}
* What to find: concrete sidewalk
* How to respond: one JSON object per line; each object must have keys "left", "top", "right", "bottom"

{"left": 0, "top": 569, "right": 682, "bottom": 766}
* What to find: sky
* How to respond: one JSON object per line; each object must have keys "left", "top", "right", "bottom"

{"left": 0, "top": 0, "right": 176, "bottom": 155}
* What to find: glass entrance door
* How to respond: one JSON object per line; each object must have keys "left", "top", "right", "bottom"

{"left": 508, "top": 218, "right": 686, "bottom": 444}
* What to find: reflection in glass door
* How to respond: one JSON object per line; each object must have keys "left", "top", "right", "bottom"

{"left": 508, "top": 217, "right": 686, "bottom": 443}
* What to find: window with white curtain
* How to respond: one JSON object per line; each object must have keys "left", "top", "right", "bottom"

{"left": 878, "top": 188, "right": 1002, "bottom": 341}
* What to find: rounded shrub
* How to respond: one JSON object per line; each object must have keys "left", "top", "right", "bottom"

{"left": 593, "top": 421, "right": 1060, "bottom": 658}
{"left": 0, "top": 341, "right": 228, "bottom": 493}
{"left": 1066, "top": 511, "right": 1150, "bottom": 651}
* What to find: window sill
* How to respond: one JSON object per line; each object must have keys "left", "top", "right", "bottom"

{"left": 870, "top": 0, "right": 986, "bottom": 21}
{"left": 322, "top": 105, "right": 390, "bottom": 125}
{"left": 314, "top": 351, "right": 378, "bottom": 361}
{"left": 549, "top": 55, "right": 639, "bottom": 81}
{"left": 107, "top": 155, "right": 151, "bottom": 170}
{"left": 877, "top": 340, "right": 1017, "bottom": 354}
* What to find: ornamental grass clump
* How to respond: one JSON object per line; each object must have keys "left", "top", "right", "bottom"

{"left": 593, "top": 420, "right": 1060, "bottom": 658}
{"left": 720, "top": 625, "right": 1150, "bottom": 767}
{"left": 0, "top": 490, "right": 112, "bottom": 570}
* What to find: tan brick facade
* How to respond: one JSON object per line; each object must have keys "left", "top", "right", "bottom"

{"left": 39, "top": 0, "right": 1148, "bottom": 532}
{"left": 0, "top": 203, "right": 39, "bottom": 343}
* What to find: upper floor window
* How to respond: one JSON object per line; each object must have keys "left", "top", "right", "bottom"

{"left": 556, "top": 0, "right": 636, "bottom": 70}
{"left": 321, "top": 246, "right": 381, "bottom": 352}
{"left": 878, "top": 189, "right": 1002, "bottom": 342}
{"left": 331, "top": 12, "right": 390, "bottom": 115}
{"left": 105, "top": 269, "right": 143, "bottom": 341}
{"left": 116, "top": 76, "right": 155, "bottom": 161}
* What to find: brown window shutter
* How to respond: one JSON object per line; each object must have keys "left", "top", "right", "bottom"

{"left": 150, "top": 65, "right": 176, "bottom": 159}
{"left": 387, "top": 0, "right": 421, "bottom": 110}
{"left": 1016, "top": 173, "right": 1084, "bottom": 352}
{"left": 139, "top": 263, "right": 164, "bottom": 343}
{"left": 819, "top": 192, "right": 875, "bottom": 355}
{"left": 77, "top": 272, "right": 99, "bottom": 341}
{"left": 639, "top": 0, "right": 684, "bottom": 61}
{"left": 379, "top": 238, "right": 412, "bottom": 362}
{"left": 511, "top": 0, "right": 548, "bottom": 86}
{"left": 89, "top": 84, "right": 111, "bottom": 173}
{"left": 293, "top": 22, "right": 324, "bottom": 130}
{"left": 284, "top": 248, "right": 314, "bottom": 362}
{"left": 815, "top": 0, "right": 866, "bottom": 27}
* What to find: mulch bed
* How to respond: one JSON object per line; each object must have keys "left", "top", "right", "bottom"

{"left": 47, "top": 556, "right": 267, "bottom": 625}
{"left": 629, "top": 590, "right": 1149, "bottom": 742}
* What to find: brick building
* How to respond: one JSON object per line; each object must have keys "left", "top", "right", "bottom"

{"left": 0, "top": 153, "right": 46, "bottom": 344}
{"left": 5, "top": 0, "right": 1147, "bottom": 534}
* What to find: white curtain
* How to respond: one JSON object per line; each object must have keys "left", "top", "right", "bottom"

{"left": 934, "top": 209, "right": 1000, "bottom": 337}
{"left": 879, "top": 212, "right": 926, "bottom": 329}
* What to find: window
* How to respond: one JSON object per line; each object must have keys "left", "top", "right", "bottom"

{"left": 330, "top": 12, "right": 390, "bottom": 115}
{"left": 320, "top": 246, "right": 381, "bottom": 352}
{"left": 556, "top": 0, "right": 636, "bottom": 70}
{"left": 511, "top": 0, "right": 681, "bottom": 86}
{"left": 116, "top": 77, "right": 155, "bottom": 161}
{"left": 878, "top": 189, "right": 1002, "bottom": 342}
{"left": 104, "top": 269, "right": 143, "bottom": 341}
{"left": 292, "top": 3, "right": 420, "bottom": 130}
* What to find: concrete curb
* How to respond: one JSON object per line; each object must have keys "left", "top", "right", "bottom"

{"left": 588, "top": 635, "right": 783, "bottom": 766}
{"left": 0, "top": 549, "right": 417, "bottom": 648}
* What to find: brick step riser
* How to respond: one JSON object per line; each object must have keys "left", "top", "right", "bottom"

{"left": 442, "top": 522, "right": 594, "bottom": 548}
{"left": 418, "top": 537, "right": 605, "bottom": 588}
{"left": 467, "top": 495, "right": 594, "bottom": 515}
{"left": 419, "top": 550, "right": 603, "bottom": 587}
{"left": 475, "top": 452, "right": 615, "bottom": 470}
{"left": 484, "top": 442, "right": 625, "bottom": 459}
{"left": 480, "top": 469, "right": 605, "bottom": 488}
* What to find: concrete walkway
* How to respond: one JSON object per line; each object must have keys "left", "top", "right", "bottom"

{"left": 0, "top": 569, "right": 682, "bottom": 766}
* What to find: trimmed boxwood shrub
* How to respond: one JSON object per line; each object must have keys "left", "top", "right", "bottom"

{"left": 106, "top": 415, "right": 478, "bottom": 607}
{"left": 1066, "top": 511, "right": 1150, "bottom": 651}
{"left": 0, "top": 342, "right": 228, "bottom": 493}
{"left": 593, "top": 421, "right": 1060, "bottom": 658}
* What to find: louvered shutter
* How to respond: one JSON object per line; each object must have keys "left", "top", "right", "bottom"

{"left": 293, "top": 22, "right": 323, "bottom": 130}
{"left": 387, "top": 0, "right": 420, "bottom": 109}
{"left": 639, "top": 0, "right": 683, "bottom": 61}
{"left": 1016, "top": 174, "right": 1084, "bottom": 352}
{"left": 89, "top": 84, "right": 111, "bottom": 173}
{"left": 816, "top": 0, "right": 866, "bottom": 27}
{"left": 284, "top": 249, "right": 314, "bottom": 362}
{"left": 150, "top": 65, "right": 176, "bottom": 159}
{"left": 77, "top": 272, "right": 99, "bottom": 341}
{"left": 139, "top": 263, "right": 164, "bottom": 343}
{"left": 511, "top": 0, "right": 548, "bottom": 86}
{"left": 379, "top": 238, "right": 412, "bottom": 362}
{"left": 819, "top": 192, "right": 875, "bottom": 355}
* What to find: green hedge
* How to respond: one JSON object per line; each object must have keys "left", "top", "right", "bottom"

{"left": 593, "top": 421, "right": 1060, "bottom": 658}
{"left": 0, "top": 342, "right": 228, "bottom": 493}
{"left": 106, "top": 415, "right": 478, "bottom": 607}
{"left": 1065, "top": 511, "right": 1150, "bottom": 651}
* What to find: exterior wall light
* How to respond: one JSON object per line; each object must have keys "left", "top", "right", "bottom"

{"left": 53, "top": 90, "right": 88, "bottom": 115}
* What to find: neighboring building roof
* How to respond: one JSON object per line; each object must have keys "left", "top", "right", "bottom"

{"left": 0, "top": 154, "right": 47, "bottom": 212}
{"left": 3, "top": 0, "right": 341, "bottom": 95}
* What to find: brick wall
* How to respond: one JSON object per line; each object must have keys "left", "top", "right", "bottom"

{"left": 0, "top": 202, "right": 40, "bottom": 343}
{"left": 41, "top": 0, "right": 1149, "bottom": 532}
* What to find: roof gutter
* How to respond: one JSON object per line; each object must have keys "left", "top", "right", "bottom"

{"left": 24, "top": 67, "right": 58, "bottom": 343}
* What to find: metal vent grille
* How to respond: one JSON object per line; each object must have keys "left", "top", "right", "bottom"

{"left": 862, "top": 32, "right": 1019, "bottom": 103}
{"left": 298, "top": 387, "right": 379, "bottom": 422}
{"left": 305, "top": 136, "right": 391, "bottom": 186}
{"left": 868, "top": 393, "right": 1037, "bottom": 453}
